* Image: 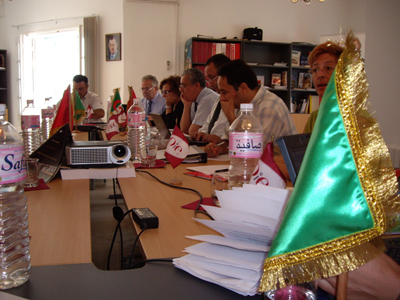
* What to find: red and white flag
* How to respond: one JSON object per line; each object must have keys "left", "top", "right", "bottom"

{"left": 165, "top": 125, "right": 189, "bottom": 169}
{"left": 250, "top": 142, "right": 286, "bottom": 189}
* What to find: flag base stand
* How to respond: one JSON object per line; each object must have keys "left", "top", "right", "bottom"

{"left": 169, "top": 179, "right": 182, "bottom": 186}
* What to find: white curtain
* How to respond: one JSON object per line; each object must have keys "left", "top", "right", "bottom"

{"left": 83, "top": 16, "right": 99, "bottom": 94}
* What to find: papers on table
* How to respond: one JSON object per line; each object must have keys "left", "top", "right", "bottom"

{"left": 173, "top": 184, "right": 291, "bottom": 296}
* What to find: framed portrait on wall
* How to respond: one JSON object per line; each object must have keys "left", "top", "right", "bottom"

{"left": 106, "top": 33, "right": 121, "bottom": 61}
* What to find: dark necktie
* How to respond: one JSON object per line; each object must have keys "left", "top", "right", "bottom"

{"left": 208, "top": 101, "right": 221, "bottom": 134}
{"left": 194, "top": 101, "right": 198, "bottom": 113}
{"left": 147, "top": 100, "right": 152, "bottom": 115}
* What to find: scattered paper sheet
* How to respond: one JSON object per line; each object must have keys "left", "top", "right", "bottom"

{"left": 186, "top": 235, "right": 269, "bottom": 252}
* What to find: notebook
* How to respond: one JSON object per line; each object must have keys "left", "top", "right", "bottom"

{"left": 150, "top": 113, "right": 208, "bottom": 146}
{"left": 276, "top": 133, "right": 311, "bottom": 186}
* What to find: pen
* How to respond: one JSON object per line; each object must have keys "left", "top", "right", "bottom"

{"left": 214, "top": 141, "right": 225, "bottom": 148}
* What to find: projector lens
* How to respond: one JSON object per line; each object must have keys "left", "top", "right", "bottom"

{"left": 113, "top": 145, "right": 127, "bottom": 158}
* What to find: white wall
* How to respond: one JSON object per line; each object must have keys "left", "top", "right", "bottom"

{"left": 365, "top": 0, "right": 400, "bottom": 145}
{"left": 2, "top": 0, "right": 399, "bottom": 146}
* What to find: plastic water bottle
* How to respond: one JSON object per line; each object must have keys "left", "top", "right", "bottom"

{"left": 0, "top": 103, "right": 31, "bottom": 289}
{"left": 41, "top": 97, "right": 55, "bottom": 143}
{"left": 127, "top": 98, "right": 146, "bottom": 161}
{"left": 21, "top": 100, "right": 41, "bottom": 157}
{"left": 228, "top": 103, "right": 263, "bottom": 188}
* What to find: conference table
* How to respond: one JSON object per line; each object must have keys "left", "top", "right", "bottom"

{"left": 118, "top": 160, "right": 229, "bottom": 260}
{"left": 4, "top": 141, "right": 262, "bottom": 299}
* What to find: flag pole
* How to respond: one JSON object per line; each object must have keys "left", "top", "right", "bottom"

{"left": 336, "top": 272, "right": 348, "bottom": 300}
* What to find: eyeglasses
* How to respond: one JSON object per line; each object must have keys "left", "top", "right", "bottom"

{"left": 140, "top": 86, "right": 155, "bottom": 92}
{"left": 180, "top": 83, "right": 193, "bottom": 89}
{"left": 206, "top": 75, "right": 219, "bottom": 83}
{"left": 162, "top": 90, "right": 173, "bottom": 95}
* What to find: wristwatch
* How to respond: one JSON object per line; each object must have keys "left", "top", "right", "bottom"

{"left": 165, "top": 106, "right": 172, "bottom": 109}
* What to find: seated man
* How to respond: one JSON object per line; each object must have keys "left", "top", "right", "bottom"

{"left": 192, "top": 54, "right": 231, "bottom": 145}
{"left": 140, "top": 75, "right": 166, "bottom": 121}
{"left": 179, "top": 68, "right": 219, "bottom": 135}
{"left": 204, "top": 59, "right": 297, "bottom": 158}
{"left": 73, "top": 75, "right": 105, "bottom": 122}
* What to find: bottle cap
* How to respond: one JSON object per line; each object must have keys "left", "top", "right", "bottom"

{"left": 240, "top": 103, "right": 253, "bottom": 111}
{"left": 27, "top": 99, "right": 34, "bottom": 105}
{"left": 0, "top": 104, "right": 6, "bottom": 115}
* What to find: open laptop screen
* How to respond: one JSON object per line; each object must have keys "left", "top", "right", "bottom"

{"left": 276, "top": 133, "right": 311, "bottom": 186}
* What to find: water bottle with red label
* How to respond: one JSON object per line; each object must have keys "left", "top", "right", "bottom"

{"left": 228, "top": 103, "right": 263, "bottom": 188}
{"left": 0, "top": 103, "right": 31, "bottom": 289}
{"left": 21, "top": 99, "right": 41, "bottom": 157}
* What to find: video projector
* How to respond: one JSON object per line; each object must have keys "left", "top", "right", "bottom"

{"left": 65, "top": 141, "right": 131, "bottom": 168}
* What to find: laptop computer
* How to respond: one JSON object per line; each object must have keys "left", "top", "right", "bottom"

{"left": 276, "top": 133, "right": 311, "bottom": 186}
{"left": 150, "top": 113, "right": 208, "bottom": 146}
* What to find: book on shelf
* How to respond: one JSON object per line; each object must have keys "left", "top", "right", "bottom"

{"left": 281, "top": 71, "right": 288, "bottom": 87}
{"left": 291, "top": 74, "right": 297, "bottom": 89}
{"left": 292, "top": 50, "right": 301, "bottom": 67}
{"left": 298, "top": 72, "right": 312, "bottom": 89}
{"left": 257, "top": 75, "right": 264, "bottom": 87}
{"left": 173, "top": 184, "right": 291, "bottom": 296}
{"left": 271, "top": 73, "right": 281, "bottom": 86}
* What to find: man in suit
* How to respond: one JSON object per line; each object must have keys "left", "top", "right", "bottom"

{"left": 107, "top": 36, "right": 120, "bottom": 61}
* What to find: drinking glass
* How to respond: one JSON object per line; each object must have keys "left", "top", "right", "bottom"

{"left": 263, "top": 282, "right": 316, "bottom": 300}
{"left": 211, "top": 170, "right": 229, "bottom": 206}
{"left": 24, "top": 157, "right": 39, "bottom": 188}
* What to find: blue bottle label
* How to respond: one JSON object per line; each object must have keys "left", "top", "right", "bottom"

{"left": 0, "top": 147, "right": 27, "bottom": 184}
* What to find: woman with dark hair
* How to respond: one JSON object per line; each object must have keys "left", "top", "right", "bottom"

{"left": 160, "top": 75, "right": 183, "bottom": 129}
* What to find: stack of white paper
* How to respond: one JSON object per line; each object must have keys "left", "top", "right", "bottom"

{"left": 173, "top": 184, "right": 291, "bottom": 296}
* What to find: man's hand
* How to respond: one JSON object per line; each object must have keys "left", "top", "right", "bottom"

{"left": 192, "top": 131, "right": 206, "bottom": 141}
{"left": 220, "top": 98, "right": 236, "bottom": 124}
{"left": 204, "top": 141, "right": 228, "bottom": 158}
{"left": 317, "top": 252, "right": 400, "bottom": 300}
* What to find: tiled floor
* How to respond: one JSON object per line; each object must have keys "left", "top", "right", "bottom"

{"left": 89, "top": 179, "right": 142, "bottom": 270}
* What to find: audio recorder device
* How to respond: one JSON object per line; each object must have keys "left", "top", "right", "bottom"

{"left": 65, "top": 141, "right": 131, "bottom": 167}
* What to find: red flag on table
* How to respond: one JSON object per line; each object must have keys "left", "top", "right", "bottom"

{"left": 127, "top": 86, "right": 137, "bottom": 112}
{"left": 165, "top": 125, "right": 190, "bottom": 169}
{"left": 105, "top": 88, "right": 126, "bottom": 140}
{"left": 50, "top": 85, "right": 73, "bottom": 137}
{"left": 249, "top": 142, "right": 286, "bottom": 189}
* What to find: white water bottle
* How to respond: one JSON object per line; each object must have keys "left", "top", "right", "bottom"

{"left": 21, "top": 100, "right": 41, "bottom": 157}
{"left": 0, "top": 104, "right": 31, "bottom": 289}
{"left": 41, "top": 97, "right": 55, "bottom": 143}
{"left": 228, "top": 103, "right": 263, "bottom": 188}
{"left": 127, "top": 98, "right": 146, "bottom": 161}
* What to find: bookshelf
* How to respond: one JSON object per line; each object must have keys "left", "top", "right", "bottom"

{"left": 0, "top": 50, "right": 7, "bottom": 109}
{"left": 184, "top": 38, "right": 317, "bottom": 113}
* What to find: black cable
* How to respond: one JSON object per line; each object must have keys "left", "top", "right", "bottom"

{"left": 135, "top": 169, "right": 213, "bottom": 220}
{"left": 128, "top": 225, "right": 147, "bottom": 269}
{"left": 128, "top": 258, "right": 174, "bottom": 269}
{"left": 107, "top": 209, "right": 133, "bottom": 270}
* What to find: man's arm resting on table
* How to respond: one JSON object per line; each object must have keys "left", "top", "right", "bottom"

{"left": 91, "top": 109, "right": 105, "bottom": 119}
{"left": 317, "top": 252, "right": 400, "bottom": 300}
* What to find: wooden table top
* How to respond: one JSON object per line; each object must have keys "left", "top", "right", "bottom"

{"left": 26, "top": 178, "right": 92, "bottom": 266}
{"left": 118, "top": 161, "right": 228, "bottom": 260}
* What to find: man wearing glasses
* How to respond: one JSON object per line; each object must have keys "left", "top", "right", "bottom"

{"left": 179, "top": 68, "right": 218, "bottom": 135}
{"left": 192, "top": 54, "right": 231, "bottom": 151}
{"left": 140, "top": 75, "right": 166, "bottom": 121}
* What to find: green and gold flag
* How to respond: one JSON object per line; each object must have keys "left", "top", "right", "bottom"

{"left": 72, "top": 89, "right": 86, "bottom": 124}
{"left": 260, "top": 32, "right": 400, "bottom": 291}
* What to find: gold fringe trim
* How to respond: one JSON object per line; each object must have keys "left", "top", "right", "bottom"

{"left": 259, "top": 239, "right": 385, "bottom": 291}
{"left": 259, "top": 31, "right": 400, "bottom": 292}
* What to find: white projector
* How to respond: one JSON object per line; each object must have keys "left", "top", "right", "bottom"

{"left": 65, "top": 141, "right": 131, "bottom": 167}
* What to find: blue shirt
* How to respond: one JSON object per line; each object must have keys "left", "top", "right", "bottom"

{"left": 141, "top": 92, "right": 166, "bottom": 116}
